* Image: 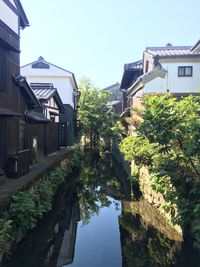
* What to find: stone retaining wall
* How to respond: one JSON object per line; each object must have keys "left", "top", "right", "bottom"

{"left": 139, "top": 165, "right": 182, "bottom": 235}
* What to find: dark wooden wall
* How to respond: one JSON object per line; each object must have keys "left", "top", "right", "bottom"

{"left": 27, "top": 123, "right": 46, "bottom": 155}
{"left": 45, "top": 122, "right": 59, "bottom": 155}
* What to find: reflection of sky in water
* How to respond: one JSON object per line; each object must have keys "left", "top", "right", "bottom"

{"left": 64, "top": 197, "right": 122, "bottom": 267}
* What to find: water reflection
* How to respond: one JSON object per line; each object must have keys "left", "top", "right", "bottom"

{"left": 76, "top": 152, "right": 121, "bottom": 225}
{"left": 119, "top": 204, "right": 181, "bottom": 267}
{"left": 2, "top": 152, "right": 200, "bottom": 267}
{"left": 119, "top": 199, "right": 200, "bottom": 267}
{"left": 65, "top": 152, "right": 122, "bottom": 267}
{"left": 2, "top": 178, "right": 79, "bottom": 267}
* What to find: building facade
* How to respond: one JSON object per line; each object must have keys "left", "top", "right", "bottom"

{"left": 21, "top": 57, "right": 80, "bottom": 145}
{"left": 0, "top": 0, "right": 31, "bottom": 178}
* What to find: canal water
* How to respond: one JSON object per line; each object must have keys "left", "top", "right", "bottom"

{"left": 2, "top": 152, "right": 200, "bottom": 267}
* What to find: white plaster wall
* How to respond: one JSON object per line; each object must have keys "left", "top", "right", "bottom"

{"left": 144, "top": 61, "right": 200, "bottom": 93}
{"left": 21, "top": 63, "right": 73, "bottom": 77}
{"left": 21, "top": 64, "right": 75, "bottom": 108}
{"left": 46, "top": 107, "right": 59, "bottom": 122}
{"left": 0, "top": 1, "right": 18, "bottom": 34}
{"left": 24, "top": 76, "right": 74, "bottom": 108}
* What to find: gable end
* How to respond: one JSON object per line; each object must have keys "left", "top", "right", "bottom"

{"left": 32, "top": 62, "right": 50, "bottom": 69}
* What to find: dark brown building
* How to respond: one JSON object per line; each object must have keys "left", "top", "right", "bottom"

{"left": 0, "top": 0, "right": 46, "bottom": 178}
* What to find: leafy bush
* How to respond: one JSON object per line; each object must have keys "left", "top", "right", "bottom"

{"left": 120, "top": 94, "right": 200, "bottom": 244}
{"left": 9, "top": 192, "right": 38, "bottom": 236}
{"left": 0, "top": 219, "right": 13, "bottom": 252}
{"left": 0, "top": 147, "right": 83, "bottom": 253}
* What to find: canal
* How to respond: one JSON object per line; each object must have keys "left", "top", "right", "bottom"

{"left": 2, "top": 152, "right": 200, "bottom": 267}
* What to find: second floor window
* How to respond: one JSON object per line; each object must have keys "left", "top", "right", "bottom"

{"left": 178, "top": 66, "right": 193, "bottom": 77}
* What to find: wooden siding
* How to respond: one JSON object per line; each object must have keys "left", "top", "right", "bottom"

{"left": 0, "top": 20, "right": 19, "bottom": 52}
{"left": 27, "top": 123, "right": 46, "bottom": 155}
{"left": 0, "top": 118, "right": 7, "bottom": 166}
{"left": 45, "top": 122, "right": 60, "bottom": 155}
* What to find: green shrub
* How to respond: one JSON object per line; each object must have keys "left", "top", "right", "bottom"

{"left": 120, "top": 94, "right": 200, "bottom": 245}
{"left": 0, "top": 218, "right": 13, "bottom": 252}
{"left": 0, "top": 147, "right": 83, "bottom": 254}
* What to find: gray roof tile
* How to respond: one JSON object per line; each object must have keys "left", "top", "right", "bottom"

{"left": 30, "top": 83, "right": 56, "bottom": 100}
{"left": 146, "top": 46, "right": 200, "bottom": 57}
{"left": 124, "top": 60, "right": 143, "bottom": 70}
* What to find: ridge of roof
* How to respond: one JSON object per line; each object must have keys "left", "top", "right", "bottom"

{"left": 146, "top": 46, "right": 191, "bottom": 51}
{"left": 124, "top": 60, "right": 143, "bottom": 70}
{"left": 21, "top": 57, "right": 73, "bottom": 75}
{"left": 145, "top": 45, "right": 200, "bottom": 58}
{"left": 30, "top": 83, "right": 66, "bottom": 113}
{"left": 103, "top": 82, "right": 120, "bottom": 90}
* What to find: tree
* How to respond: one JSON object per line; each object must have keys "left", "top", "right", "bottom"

{"left": 78, "top": 77, "right": 123, "bottom": 149}
{"left": 120, "top": 93, "right": 200, "bottom": 244}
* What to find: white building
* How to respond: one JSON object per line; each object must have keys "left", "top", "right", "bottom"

{"left": 21, "top": 56, "right": 79, "bottom": 109}
{"left": 0, "top": 0, "right": 29, "bottom": 38}
{"left": 128, "top": 41, "right": 200, "bottom": 97}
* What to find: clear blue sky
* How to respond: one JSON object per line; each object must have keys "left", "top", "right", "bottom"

{"left": 20, "top": 0, "right": 200, "bottom": 88}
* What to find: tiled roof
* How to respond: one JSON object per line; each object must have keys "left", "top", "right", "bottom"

{"left": 26, "top": 111, "right": 49, "bottom": 123}
{"left": 127, "top": 66, "right": 167, "bottom": 95}
{"left": 124, "top": 60, "right": 143, "bottom": 70}
{"left": 191, "top": 40, "right": 200, "bottom": 53}
{"left": 0, "top": 108, "right": 21, "bottom": 117}
{"left": 146, "top": 46, "right": 200, "bottom": 57}
{"left": 103, "top": 82, "right": 120, "bottom": 90}
{"left": 30, "top": 83, "right": 56, "bottom": 100}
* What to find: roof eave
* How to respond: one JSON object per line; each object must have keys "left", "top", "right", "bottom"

{"left": 191, "top": 39, "right": 200, "bottom": 52}
{"left": 13, "top": 75, "right": 41, "bottom": 107}
{"left": 15, "top": 0, "right": 30, "bottom": 29}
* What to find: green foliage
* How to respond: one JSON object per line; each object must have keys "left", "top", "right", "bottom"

{"left": 0, "top": 219, "right": 13, "bottom": 252}
{"left": 120, "top": 93, "right": 200, "bottom": 244}
{"left": 9, "top": 192, "right": 38, "bottom": 236}
{"left": 77, "top": 152, "right": 117, "bottom": 225}
{"left": 120, "top": 135, "right": 156, "bottom": 166}
{"left": 34, "top": 179, "right": 54, "bottom": 215}
{"left": 0, "top": 147, "right": 83, "bottom": 254}
{"left": 78, "top": 77, "right": 124, "bottom": 149}
{"left": 119, "top": 213, "right": 176, "bottom": 267}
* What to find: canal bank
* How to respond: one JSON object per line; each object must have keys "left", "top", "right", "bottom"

{"left": 2, "top": 151, "right": 200, "bottom": 267}
{"left": 0, "top": 146, "right": 82, "bottom": 263}
{"left": 0, "top": 148, "right": 74, "bottom": 206}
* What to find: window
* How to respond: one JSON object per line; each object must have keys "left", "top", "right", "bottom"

{"left": 145, "top": 60, "right": 149, "bottom": 73}
{"left": 31, "top": 62, "right": 49, "bottom": 69}
{"left": 178, "top": 66, "right": 193, "bottom": 77}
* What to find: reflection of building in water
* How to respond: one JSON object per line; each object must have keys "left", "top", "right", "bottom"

{"left": 119, "top": 199, "right": 183, "bottom": 267}
{"left": 2, "top": 185, "right": 80, "bottom": 267}
{"left": 56, "top": 205, "right": 79, "bottom": 266}
{"left": 42, "top": 203, "right": 80, "bottom": 267}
